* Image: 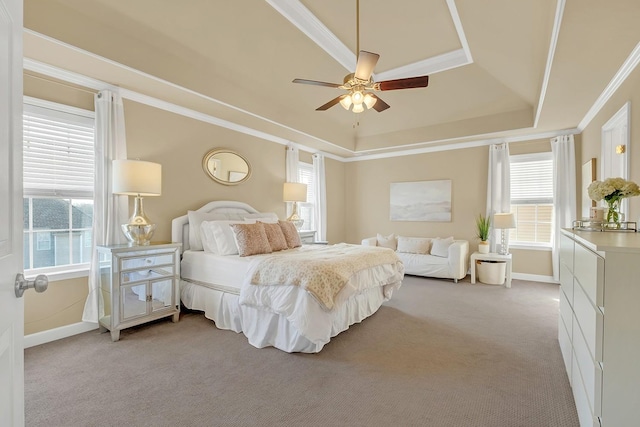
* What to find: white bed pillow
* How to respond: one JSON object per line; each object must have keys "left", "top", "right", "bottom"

{"left": 376, "top": 233, "right": 397, "bottom": 250}
{"left": 397, "top": 236, "right": 431, "bottom": 254}
{"left": 200, "top": 220, "right": 251, "bottom": 255}
{"left": 430, "top": 236, "right": 454, "bottom": 258}
{"left": 187, "top": 210, "right": 229, "bottom": 251}
{"left": 243, "top": 212, "right": 279, "bottom": 222}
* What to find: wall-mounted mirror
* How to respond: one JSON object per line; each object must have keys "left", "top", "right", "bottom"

{"left": 202, "top": 149, "right": 251, "bottom": 186}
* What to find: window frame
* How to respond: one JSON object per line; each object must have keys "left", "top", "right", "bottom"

{"left": 23, "top": 96, "right": 96, "bottom": 279}
{"left": 297, "top": 161, "right": 316, "bottom": 232}
{"left": 509, "top": 152, "right": 554, "bottom": 250}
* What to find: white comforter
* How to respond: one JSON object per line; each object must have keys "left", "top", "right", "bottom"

{"left": 238, "top": 244, "right": 404, "bottom": 345}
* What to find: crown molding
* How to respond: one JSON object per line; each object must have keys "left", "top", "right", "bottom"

{"left": 265, "top": 0, "right": 356, "bottom": 72}
{"left": 534, "top": 0, "right": 566, "bottom": 128}
{"left": 375, "top": 49, "right": 468, "bottom": 81}
{"left": 578, "top": 41, "right": 640, "bottom": 132}
{"left": 267, "top": 0, "right": 472, "bottom": 81}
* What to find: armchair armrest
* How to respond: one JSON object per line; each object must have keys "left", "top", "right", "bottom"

{"left": 448, "top": 240, "right": 469, "bottom": 280}
{"left": 361, "top": 237, "right": 377, "bottom": 246}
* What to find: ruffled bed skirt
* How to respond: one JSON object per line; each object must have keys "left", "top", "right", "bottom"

{"left": 180, "top": 280, "right": 392, "bottom": 353}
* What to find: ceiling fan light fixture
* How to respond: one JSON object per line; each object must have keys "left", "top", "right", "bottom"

{"left": 352, "top": 103, "right": 364, "bottom": 113}
{"left": 363, "top": 92, "right": 377, "bottom": 109}
{"left": 351, "top": 90, "right": 364, "bottom": 105}
{"left": 339, "top": 95, "right": 353, "bottom": 110}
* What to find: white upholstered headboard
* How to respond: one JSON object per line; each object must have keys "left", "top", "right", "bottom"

{"left": 171, "top": 201, "right": 260, "bottom": 253}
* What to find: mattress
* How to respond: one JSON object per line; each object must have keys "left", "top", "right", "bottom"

{"left": 180, "top": 250, "right": 251, "bottom": 293}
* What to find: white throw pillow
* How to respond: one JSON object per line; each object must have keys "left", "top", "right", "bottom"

{"left": 397, "top": 236, "right": 431, "bottom": 254}
{"left": 202, "top": 220, "right": 252, "bottom": 255}
{"left": 376, "top": 233, "right": 397, "bottom": 250}
{"left": 430, "top": 236, "right": 454, "bottom": 258}
{"left": 187, "top": 210, "right": 229, "bottom": 251}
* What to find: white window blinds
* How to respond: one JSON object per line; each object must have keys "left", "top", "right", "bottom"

{"left": 23, "top": 101, "right": 95, "bottom": 198}
{"left": 510, "top": 153, "right": 553, "bottom": 204}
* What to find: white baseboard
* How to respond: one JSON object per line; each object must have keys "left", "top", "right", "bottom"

{"left": 512, "top": 272, "right": 558, "bottom": 284}
{"left": 24, "top": 321, "right": 98, "bottom": 349}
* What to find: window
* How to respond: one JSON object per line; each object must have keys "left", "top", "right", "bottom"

{"left": 509, "top": 153, "right": 553, "bottom": 246}
{"left": 23, "top": 97, "right": 95, "bottom": 273}
{"left": 297, "top": 162, "right": 315, "bottom": 231}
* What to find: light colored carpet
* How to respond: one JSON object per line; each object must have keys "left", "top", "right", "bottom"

{"left": 25, "top": 276, "right": 579, "bottom": 427}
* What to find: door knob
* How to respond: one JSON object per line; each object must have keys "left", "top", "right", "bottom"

{"left": 15, "top": 273, "right": 48, "bottom": 298}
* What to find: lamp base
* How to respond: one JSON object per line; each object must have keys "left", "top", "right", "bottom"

{"left": 121, "top": 195, "right": 156, "bottom": 245}
{"left": 121, "top": 223, "right": 156, "bottom": 246}
{"left": 286, "top": 201, "right": 304, "bottom": 230}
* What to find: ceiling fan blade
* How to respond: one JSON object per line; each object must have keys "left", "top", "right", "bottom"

{"left": 316, "top": 95, "right": 345, "bottom": 111}
{"left": 378, "top": 75, "right": 429, "bottom": 91}
{"left": 371, "top": 95, "right": 390, "bottom": 112}
{"left": 292, "top": 78, "right": 342, "bottom": 88}
{"left": 354, "top": 50, "right": 380, "bottom": 81}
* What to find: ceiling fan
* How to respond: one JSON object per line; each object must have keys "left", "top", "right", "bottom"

{"left": 292, "top": 0, "right": 429, "bottom": 113}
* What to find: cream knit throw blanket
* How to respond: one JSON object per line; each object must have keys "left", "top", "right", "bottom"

{"left": 250, "top": 243, "right": 401, "bottom": 310}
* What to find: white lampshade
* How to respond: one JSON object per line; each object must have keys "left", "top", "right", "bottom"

{"left": 112, "top": 160, "right": 162, "bottom": 196}
{"left": 352, "top": 103, "right": 364, "bottom": 113}
{"left": 283, "top": 182, "right": 307, "bottom": 202}
{"left": 493, "top": 213, "right": 516, "bottom": 229}
{"left": 363, "top": 93, "right": 377, "bottom": 109}
{"left": 339, "top": 95, "right": 352, "bottom": 110}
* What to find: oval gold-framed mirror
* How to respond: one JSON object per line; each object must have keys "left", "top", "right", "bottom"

{"left": 202, "top": 148, "right": 252, "bottom": 186}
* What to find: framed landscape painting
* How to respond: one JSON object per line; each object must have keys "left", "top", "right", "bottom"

{"left": 390, "top": 180, "right": 452, "bottom": 221}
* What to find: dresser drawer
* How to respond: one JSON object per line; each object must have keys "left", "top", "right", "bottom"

{"left": 574, "top": 243, "right": 604, "bottom": 307}
{"left": 559, "top": 262, "right": 574, "bottom": 306}
{"left": 558, "top": 311, "right": 572, "bottom": 382}
{"left": 572, "top": 354, "right": 601, "bottom": 427}
{"left": 572, "top": 315, "right": 603, "bottom": 417}
{"left": 573, "top": 277, "right": 604, "bottom": 362}
{"left": 560, "top": 233, "right": 574, "bottom": 273}
{"left": 559, "top": 287, "right": 573, "bottom": 336}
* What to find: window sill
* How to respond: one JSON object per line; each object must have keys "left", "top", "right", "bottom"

{"left": 24, "top": 267, "right": 89, "bottom": 282}
{"left": 509, "top": 244, "right": 552, "bottom": 252}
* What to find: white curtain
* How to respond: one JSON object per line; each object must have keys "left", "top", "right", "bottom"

{"left": 551, "top": 135, "right": 576, "bottom": 282}
{"left": 486, "top": 142, "right": 511, "bottom": 253}
{"left": 83, "top": 90, "right": 129, "bottom": 323}
{"left": 312, "top": 153, "right": 327, "bottom": 241}
{"left": 285, "top": 144, "right": 299, "bottom": 218}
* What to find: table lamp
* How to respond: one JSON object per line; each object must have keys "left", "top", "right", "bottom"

{"left": 112, "top": 159, "right": 162, "bottom": 245}
{"left": 283, "top": 182, "right": 307, "bottom": 230}
{"left": 493, "top": 212, "right": 516, "bottom": 255}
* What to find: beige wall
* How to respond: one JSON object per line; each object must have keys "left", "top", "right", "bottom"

{"left": 24, "top": 277, "right": 88, "bottom": 335}
{"left": 344, "top": 142, "right": 554, "bottom": 277}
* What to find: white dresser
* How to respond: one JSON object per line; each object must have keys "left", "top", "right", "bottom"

{"left": 559, "top": 229, "right": 640, "bottom": 427}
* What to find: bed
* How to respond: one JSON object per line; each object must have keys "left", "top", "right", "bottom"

{"left": 171, "top": 201, "right": 404, "bottom": 353}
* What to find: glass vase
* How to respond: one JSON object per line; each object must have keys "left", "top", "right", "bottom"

{"left": 606, "top": 198, "right": 622, "bottom": 224}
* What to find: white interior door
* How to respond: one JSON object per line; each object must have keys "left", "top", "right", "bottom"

{"left": 601, "top": 102, "right": 631, "bottom": 217}
{"left": 0, "top": 0, "right": 24, "bottom": 425}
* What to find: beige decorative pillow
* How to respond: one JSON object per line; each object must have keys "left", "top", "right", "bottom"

{"left": 259, "top": 221, "right": 288, "bottom": 252}
{"left": 376, "top": 233, "right": 397, "bottom": 250}
{"left": 430, "top": 236, "right": 454, "bottom": 258}
{"left": 397, "top": 236, "right": 431, "bottom": 254}
{"left": 229, "top": 223, "right": 272, "bottom": 257}
{"left": 278, "top": 220, "right": 302, "bottom": 249}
